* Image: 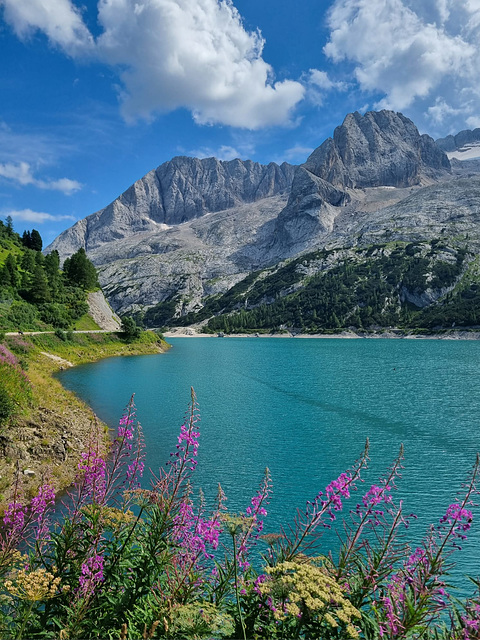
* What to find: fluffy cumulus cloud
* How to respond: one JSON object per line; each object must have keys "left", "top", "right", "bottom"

{"left": 0, "top": 162, "right": 82, "bottom": 194}
{"left": 0, "top": 0, "right": 305, "bottom": 129}
{"left": 323, "top": 0, "right": 480, "bottom": 132}
{"left": 96, "top": 0, "right": 305, "bottom": 128}
{"left": 0, "top": 0, "right": 94, "bottom": 56}
{"left": 5, "top": 209, "right": 76, "bottom": 223}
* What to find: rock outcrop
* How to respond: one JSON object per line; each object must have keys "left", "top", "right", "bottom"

{"left": 437, "top": 128, "right": 480, "bottom": 153}
{"left": 48, "top": 157, "right": 295, "bottom": 257}
{"left": 271, "top": 110, "right": 451, "bottom": 255}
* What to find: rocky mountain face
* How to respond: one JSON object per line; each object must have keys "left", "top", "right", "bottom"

{"left": 48, "top": 156, "right": 295, "bottom": 255}
{"left": 47, "top": 109, "right": 480, "bottom": 328}
{"left": 437, "top": 128, "right": 480, "bottom": 153}
{"left": 270, "top": 111, "right": 451, "bottom": 256}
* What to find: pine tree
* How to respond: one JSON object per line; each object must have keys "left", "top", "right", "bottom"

{"left": 30, "top": 229, "right": 43, "bottom": 252}
{"left": 29, "top": 265, "right": 50, "bottom": 303}
{"left": 5, "top": 254, "right": 20, "bottom": 289}
{"left": 64, "top": 248, "right": 98, "bottom": 290}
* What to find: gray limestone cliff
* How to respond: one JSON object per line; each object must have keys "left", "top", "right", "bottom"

{"left": 271, "top": 110, "right": 451, "bottom": 255}
{"left": 48, "top": 157, "right": 295, "bottom": 258}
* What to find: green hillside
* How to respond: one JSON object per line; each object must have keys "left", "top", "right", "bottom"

{"left": 0, "top": 217, "right": 98, "bottom": 332}
{"left": 141, "top": 238, "right": 480, "bottom": 334}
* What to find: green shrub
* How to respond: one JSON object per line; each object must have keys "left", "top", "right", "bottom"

{"left": 54, "top": 328, "right": 66, "bottom": 341}
{"left": 0, "top": 382, "right": 13, "bottom": 424}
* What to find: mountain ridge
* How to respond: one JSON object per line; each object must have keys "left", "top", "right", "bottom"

{"left": 46, "top": 109, "right": 480, "bottom": 330}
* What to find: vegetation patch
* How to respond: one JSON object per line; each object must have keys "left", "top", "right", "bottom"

{"left": 0, "top": 394, "right": 479, "bottom": 639}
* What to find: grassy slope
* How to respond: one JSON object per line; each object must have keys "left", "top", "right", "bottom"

{"left": 0, "top": 331, "right": 169, "bottom": 510}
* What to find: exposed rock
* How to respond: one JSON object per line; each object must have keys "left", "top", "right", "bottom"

{"left": 306, "top": 110, "right": 449, "bottom": 190}
{"left": 437, "top": 128, "right": 480, "bottom": 152}
{"left": 271, "top": 110, "right": 451, "bottom": 256}
{"left": 87, "top": 290, "right": 121, "bottom": 330}
{"left": 47, "top": 157, "right": 295, "bottom": 260}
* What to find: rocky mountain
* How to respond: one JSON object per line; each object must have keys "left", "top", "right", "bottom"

{"left": 48, "top": 156, "right": 295, "bottom": 256}
{"left": 436, "top": 128, "right": 480, "bottom": 153}
{"left": 270, "top": 110, "right": 450, "bottom": 257}
{"left": 46, "top": 109, "right": 480, "bottom": 331}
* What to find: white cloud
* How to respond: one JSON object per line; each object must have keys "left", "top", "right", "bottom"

{"left": 6, "top": 209, "right": 77, "bottom": 223}
{"left": 308, "top": 69, "right": 346, "bottom": 92}
{"left": 466, "top": 115, "right": 480, "bottom": 128}
{"left": 325, "top": 0, "right": 474, "bottom": 111}
{"left": 96, "top": 0, "right": 304, "bottom": 128}
{"left": 0, "top": 162, "right": 82, "bottom": 194}
{"left": 0, "top": 0, "right": 94, "bottom": 56}
{"left": 427, "top": 98, "right": 464, "bottom": 124}
{"left": 282, "top": 146, "right": 314, "bottom": 163}
{"left": 305, "top": 68, "right": 347, "bottom": 107}
{"left": 1, "top": 0, "right": 305, "bottom": 129}
{"left": 189, "top": 145, "right": 244, "bottom": 161}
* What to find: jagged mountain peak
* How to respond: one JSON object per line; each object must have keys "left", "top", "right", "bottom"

{"left": 270, "top": 110, "right": 451, "bottom": 256}
{"left": 304, "top": 109, "right": 450, "bottom": 189}
{"left": 47, "top": 156, "right": 296, "bottom": 259}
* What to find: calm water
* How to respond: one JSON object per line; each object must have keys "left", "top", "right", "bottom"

{"left": 58, "top": 337, "right": 480, "bottom": 585}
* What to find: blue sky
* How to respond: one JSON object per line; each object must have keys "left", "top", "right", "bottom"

{"left": 1, "top": 0, "right": 479, "bottom": 245}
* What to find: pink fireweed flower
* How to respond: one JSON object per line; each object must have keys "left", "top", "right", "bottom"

{"left": 78, "top": 449, "right": 107, "bottom": 502}
{"left": 31, "top": 483, "right": 56, "bottom": 517}
{"left": 3, "top": 500, "right": 26, "bottom": 534}
{"left": 79, "top": 554, "right": 104, "bottom": 597}
{"left": 0, "top": 344, "right": 19, "bottom": 368}
{"left": 307, "top": 471, "right": 355, "bottom": 524}
{"left": 439, "top": 503, "right": 473, "bottom": 541}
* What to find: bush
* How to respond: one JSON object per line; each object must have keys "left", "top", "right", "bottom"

{"left": 6, "top": 301, "right": 39, "bottom": 330}
{"left": 120, "top": 315, "right": 142, "bottom": 341}
{"left": 39, "top": 303, "right": 71, "bottom": 329}
{"left": 0, "top": 382, "right": 13, "bottom": 424}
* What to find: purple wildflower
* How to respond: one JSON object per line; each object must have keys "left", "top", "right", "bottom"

{"left": 3, "top": 500, "right": 26, "bottom": 534}
{"left": 79, "top": 554, "right": 104, "bottom": 597}
{"left": 31, "top": 483, "right": 56, "bottom": 517}
{"left": 78, "top": 449, "right": 107, "bottom": 503}
{"left": 439, "top": 503, "right": 473, "bottom": 542}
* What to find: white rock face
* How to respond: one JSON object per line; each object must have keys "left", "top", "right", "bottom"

{"left": 46, "top": 110, "right": 480, "bottom": 318}
{"left": 270, "top": 110, "right": 451, "bottom": 256}
{"left": 87, "top": 291, "right": 121, "bottom": 330}
{"left": 47, "top": 157, "right": 295, "bottom": 258}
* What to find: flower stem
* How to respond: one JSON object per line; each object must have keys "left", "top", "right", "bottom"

{"left": 232, "top": 534, "right": 246, "bottom": 640}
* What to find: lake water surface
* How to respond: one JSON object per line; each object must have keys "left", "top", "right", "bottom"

{"left": 58, "top": 337, "right": 480, "bottom": 585}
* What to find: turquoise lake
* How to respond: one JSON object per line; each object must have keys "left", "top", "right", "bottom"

{"left": 58, "top": 337, "right": 480, "bottom": 585}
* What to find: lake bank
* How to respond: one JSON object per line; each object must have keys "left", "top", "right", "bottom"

{"left": 0, "top": 331, "right": 169, "bottom": 510}
{"left": 163, "top": 327, "right": 480, "bottom": 340}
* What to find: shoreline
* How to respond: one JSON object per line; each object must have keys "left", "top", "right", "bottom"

{"left": 163, "top": 328, "right": 480, "bottom": 340}
{"left": 0, "top": 332, "right": 169, "bottom": 509}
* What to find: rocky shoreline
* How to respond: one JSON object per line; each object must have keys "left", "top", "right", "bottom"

{"left": 0, "top": 334, "right": 168, "bottom": 509}
{"left": 164, "top": 328, "right": 480, "bottom": 340}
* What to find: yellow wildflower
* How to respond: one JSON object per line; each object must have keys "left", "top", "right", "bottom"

{"left": 5, "top": 567, "right": 62, "bottom": 601}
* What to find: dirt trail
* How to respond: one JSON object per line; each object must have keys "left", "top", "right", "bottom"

{"left": 40, "top": 352, "right": 74, "bottom": 367}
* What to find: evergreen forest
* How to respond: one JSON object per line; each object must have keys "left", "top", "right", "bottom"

{"left": 0, "top": 217, "right": 99, "bottom": 332}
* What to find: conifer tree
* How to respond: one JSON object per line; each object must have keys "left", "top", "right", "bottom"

{"left": 29, "top": 265, "right": 51, "bottom": 303}
{"left": 63, "top": 248, "right": 98, "bottom": 290}
{"left": 30, "top": 229, "right": 43, "bottom": 251}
